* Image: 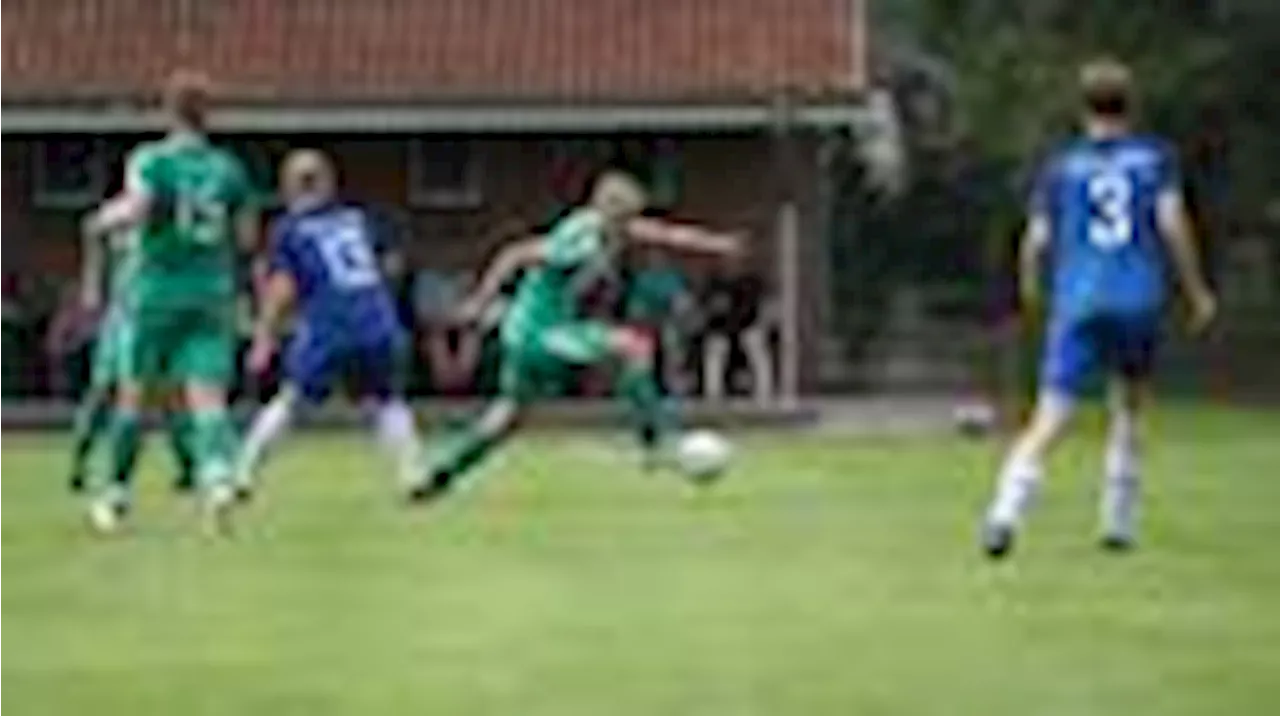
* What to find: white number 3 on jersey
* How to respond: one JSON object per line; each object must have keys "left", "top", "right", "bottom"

{"left": 1087, "top": 171, "right": 1134, "bottom": 250}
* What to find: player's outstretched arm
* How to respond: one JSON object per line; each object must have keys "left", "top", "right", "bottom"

{"left": 1156, "top": 191, "right": 1217, "bottom": 333}
{"left": 1018, "top": 215, "right": 1050, "bottom": 313}
{"left": 457, "top": 237, "right": 546, "bottom": 321}
{"left": 626, "top": 217, "right": 743, "bottom": 257}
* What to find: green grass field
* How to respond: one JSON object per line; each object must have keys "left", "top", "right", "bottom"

{"left": 4, "top": 406, "right": 1279, "bottom": 715}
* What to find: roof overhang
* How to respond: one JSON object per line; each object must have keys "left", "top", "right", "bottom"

{"left": 0, "top": 100, "right": 872, "bottom": 134}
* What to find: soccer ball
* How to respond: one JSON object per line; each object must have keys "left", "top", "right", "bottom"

{"left": 676, "top": 429, "right": 732, "bottom": 482}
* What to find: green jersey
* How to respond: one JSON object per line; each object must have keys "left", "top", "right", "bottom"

{"left": 122, "top": 134, "right": 251, "bottom": 310}
{"left": 500, "top": 209, "right": 616, "bottom": 346}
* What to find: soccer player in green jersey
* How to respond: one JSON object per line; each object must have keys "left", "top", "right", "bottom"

{"left": 68, "top": 224, "right": 196, "bottom": 494}
{"left": 406, "top": 169, "right": 740, "bottom": 502}
{"left": 80, "top": 71, "right": 256, "bottom": 534}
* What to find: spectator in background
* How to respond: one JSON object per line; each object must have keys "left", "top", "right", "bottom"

{"left": 411, "top": 267, "right": 479, "bottom": 394}
{"left": 623, "top": 246, "right": 696, "bottom": 395}
{"left": 700, "top": 258, "right": 776, "bottom": 404}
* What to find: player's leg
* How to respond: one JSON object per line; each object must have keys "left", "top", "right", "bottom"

{"left": 173, "top": 310, "right": 240, "bottom": 531}
{"left": 1098, "top": 315, "right": 1159, "bottom": 550}
{"left": 162, "top": 389, "right": 197, "bottom": 493}
{"left": 68, "top": 338, "right": 116, "bottom": 492}
{"left": 89, "top": 315, "right": 153, "bottom": 533}
{"left": 357, "top": 332, "right": 423, "bottom": 487}
{"left": 235, "top": 331, "right": 335, "bottom": 495}
{"left": 408, "top": 338, "right": 539, "bottom": 502}
{"left": 544, "top": 321, "right": 675, "bottom": 461}
{"left": 981, "top": 317, "right": 1096, "bottom": 558}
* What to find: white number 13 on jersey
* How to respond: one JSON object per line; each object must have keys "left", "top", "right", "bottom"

{"left": 1087, "top": 171, "right": 1134, "bottom": 250}
{"left": 317, "top": 221, "right": 381, "bottom": 289}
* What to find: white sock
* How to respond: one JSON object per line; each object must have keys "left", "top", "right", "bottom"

{"left": 987, "top": 448, "right": 1043, "bottom": 528}
{"left": 374, "top": 399, "right": 422, "bottom": 483}
{"left": 237, "top": 391, "right": 296, "bottom": 487}
{"left": 985, "top": 390, "right": 1074, "bottom": 529}
{"left": 1101, "top": 410, "right": 1140, "bottom": 539}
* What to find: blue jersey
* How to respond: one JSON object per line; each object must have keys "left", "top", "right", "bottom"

{"left": 268, "top": 201, "right": 406, "bottom": 402}
{"left": 268, "top": 201, "right": 402, "bottom": 341}
{"left": 1032, "top": 134, "right": 1178, "bottom": 320}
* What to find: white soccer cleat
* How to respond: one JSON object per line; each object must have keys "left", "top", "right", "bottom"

{"left": 87, "top": 498, "right": 126, "bottom": 535}
{"left": 201, "top": 480, "right": 239, "bottom": 537}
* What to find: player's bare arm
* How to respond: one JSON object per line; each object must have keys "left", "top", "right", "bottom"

{"left": 1018, "top": 215, "right": 1051, "bottom": 312}
{"left": 1156, "top": 190, "right": 1217, "bottom": 332}
{"left": 82, "top": 187, "right": 153, "bottom": 240}
{"left": 235, "top": 205, "right": 261, "bottom": 252}
{"left": 246, "top": 271, "right": 298, "bottom": 374}
{"left": 626, "top": 217, "right": 743, "bottom": 256}
{"left": 456, "top": 237, "right": 547, "bottom": 321}
{"left": 78, "top": 208, "right": 111, "bottom": 311}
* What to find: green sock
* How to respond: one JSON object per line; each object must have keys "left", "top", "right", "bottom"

{"left": 616, "top": 362, "right": 673, "bottom": 450}
{"left": 165, "top": 410, "right": 196, "bottom": 488}
{"left": 431, "top": 412, "right": 511, "bottom": 480}
{"left": 70, "top": 388, "right": 111, "bottom": 479}
{"left": 106, "top": 411, "right": 142, "bottom": 494}
{"left": 189, "top": 407, "right": 237, "bottom": 489}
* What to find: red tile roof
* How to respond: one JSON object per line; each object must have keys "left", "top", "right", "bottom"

{"left": 2, "top": 0, "right": 865, "bottom": 103}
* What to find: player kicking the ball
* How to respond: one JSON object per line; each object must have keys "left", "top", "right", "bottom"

{"left": 235, "top": 149, "right": 425, "bottom": 497}
{"left": 406, "top": 169, "right": 741, "bottom": 502}
{"left": 81, "top": 71, "right": 257, "bottom": 535}
{"left": 980, "top": 59, "right": 1217, "bottom": 559}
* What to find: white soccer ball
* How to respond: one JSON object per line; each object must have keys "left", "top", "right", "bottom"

{"left": 676, "top": 429, "right": 732, "bottom": 482}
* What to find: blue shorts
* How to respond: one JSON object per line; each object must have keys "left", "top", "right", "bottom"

{"left": 284, "top": 323, "right": 407, "bottom": 403}
{"left": 1040, "top": 311, "right": 1160, "bottom": 396}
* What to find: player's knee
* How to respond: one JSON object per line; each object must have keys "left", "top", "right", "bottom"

{"left": 1109, "top": 379, "right": 1145, "bottom": 414}
{"left": 185, "top": 383, "right": 227, "bottom": 411}
{"left": 612, "top": 327, "right": 656, "bottom": 369}
{"left": 478, "top": 398, "right": 520, "bottom": 435}
{"left": 114, "top": 383, "right": 142, "bottom": 411}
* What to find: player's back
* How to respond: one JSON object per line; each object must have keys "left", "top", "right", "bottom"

{"left": 270, "top": 202, "right": 401, "bottom": 342}
{"left": 126, "top": 135, "right": 250, "bottom": 307}
{"left": 1038, "top": 133, "right": 1175, "bottom": 320}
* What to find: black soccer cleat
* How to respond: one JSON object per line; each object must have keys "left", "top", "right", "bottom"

{"left": 982, "top": 523, "right": 1016, "bottom": 560}
{"left": 1099, "top": 534, "right": 1136, "bottom": 553}
{"left": 406, "top": 469, "right": 456, "bottom": 505}
{"left": 232, "top": 483, "right": 254, "bottom": 505}
{"left": 172, "top": 473, "right": 197, "bottom": 494}
{"left": 68, "top": 472, "right": 87, "bottom": 494}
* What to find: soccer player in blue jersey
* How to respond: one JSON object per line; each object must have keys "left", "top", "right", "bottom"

{"left": 235, "top": 149, "right": 424, "bottom": 496}
{"left": 980, "top": 59, "right": 1217, "bottom": 559}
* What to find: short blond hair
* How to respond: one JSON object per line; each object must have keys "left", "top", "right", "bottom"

{"left": 280, "top": 149, "right": 335, "bottom": 200}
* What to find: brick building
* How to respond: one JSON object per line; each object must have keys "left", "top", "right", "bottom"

{"left": 2, "top": 0, "right": 874, "bottom": 398}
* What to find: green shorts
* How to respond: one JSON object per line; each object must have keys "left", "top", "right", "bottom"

{"left": 499, "top": 321, "right": 613, "bottom": 401}
{"left": 117, "top": 301, "right": 235, "bottom": 386}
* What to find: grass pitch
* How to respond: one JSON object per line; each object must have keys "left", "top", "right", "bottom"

{"left": 4, "top": 406, "right": 1279, "bottom": 715}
